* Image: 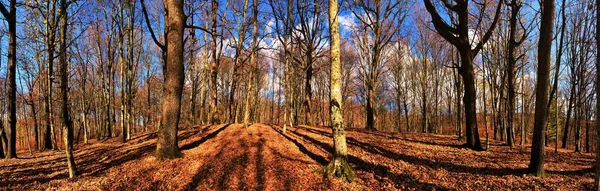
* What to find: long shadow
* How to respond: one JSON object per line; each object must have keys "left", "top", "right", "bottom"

{"left": 254, "top": 133, "right": 266, "bottom": 191}
{"left": 303, "top": 126, "right": 467, "bottom": 149}
{"left": 397, "top": 137, "right": 467, "bottom": 149}
{"left": 296, "top": 126, "right": 531, "bottom": 177}
{"left": 275, "top": 125, "right": 450, "bottom": 190}
{"left": 269, "top": 125, "right": 328, "bottom": 165}
{"left": 217, "top": 139, "right": 249, "bottom": 190}
{"left": 546, "top": 167, "right": 594, "bottom": 176}
{"left": 1, "top": 128, "right": 208, "bottom": 188}
{"left": 268, "top": 146, "right": 314, "bottom": 165}
{"left": 181, "top": 124, "right": 231, "bottom": 151}
{"left": 183, "top": 138, "right": 234, "bottom": 190}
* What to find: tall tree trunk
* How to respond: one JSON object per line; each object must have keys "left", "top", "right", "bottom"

{"left": 506, "top": 0, "right": 525, "bottom": 148}
{"left": 209, "top": 0, "right": 219, "bottom": 125}
{"left": 562, "top": 84, "right": 575, "bottom": 148}
{"left": 199, "top": 21, "right": 209, "bottom": 125}
{"left": 529, "top": 0, "right": 555, "bottom": 176}
{"left": 366, "top": 85, "right": 375, "bottom": 130}
{"left": 59, "top": 0, "right": 77, "bottom": 177}
{"left": 3, "top": 0, "right": 16, "bottom": 159}
{"left": 32, "top": 104, "right": 39, "bottom": 150}
{"left": 585, "top": 107, "right": 590, "bottom": 153}
{"left": 520, "top": 67, "right": 526, "bottom": 145}
{"left": 593, "top": 0, "right": 600, "bottom": 187}
{"left": 548, "top": 0, "right": 567, "bottom": 152}
{"left": 0, "top": 122, "right": 5, "bottom": 158}
{"left": 304, "top": 63, "right": 313, "bottom": 126}
{"left": 228, "top": 0, "right": 249, "bottom": 124}
{"left": 155, "top": 0, "right": 185, "bottom": 160}
{"left": 454, "top": 66, "right": 462, "bottom": 138}
{"left": 460, "top": 52, "right": 483, "bottom": 150}
{"left": 322, "top": 0, "right": 352, "bottom": 180}
{"left": 119, "top": 3, "right": 127, "bottom": 143}
{"left": 244, "top": 0, "right": 259, "bottom": 128}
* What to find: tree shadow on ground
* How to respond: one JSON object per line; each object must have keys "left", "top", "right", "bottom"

{"left": 305, "top": 125, "right": 466, "bottom": 149}
{"left": 184, "top": 125, "right": 266, "bottom": 190}
{"left": 296, "top": 126, "right": 596, "bottom": 177}
{"left": 270, "top": 125, "right": 449, "bottom": 190}
{"left": 0, "top": 125, "right": 224, "bottom": 188}
{"left": 180, "top": 124, "right": 231, "bottom": 151}
{"left": 293, "top": 125, "right": 529, "bottom": 177}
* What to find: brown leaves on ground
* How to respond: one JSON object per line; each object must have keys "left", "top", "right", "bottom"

{"left": 0, "top": 124, "right": 594, "bottom": 190}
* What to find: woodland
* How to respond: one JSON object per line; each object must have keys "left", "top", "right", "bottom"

{"left": 0, "top": 0, "right": 599, "bottom": 190}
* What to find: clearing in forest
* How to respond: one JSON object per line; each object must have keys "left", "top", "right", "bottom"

{"left": 0, "top": 124, "right": 594, "bottom": 190}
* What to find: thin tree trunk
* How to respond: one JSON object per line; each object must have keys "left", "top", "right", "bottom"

{"left": 593, "top": 0, "right": 600, "bottom": 187}
{"left": 209, "top": 0, "right": 219, "bottom": 125}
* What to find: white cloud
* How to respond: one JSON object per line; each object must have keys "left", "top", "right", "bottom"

{"left": 338, "top": 14, "right": 356, "bottom": 30}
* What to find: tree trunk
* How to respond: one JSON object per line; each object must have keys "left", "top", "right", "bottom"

{"left": 0, "top": 122, "right": 5, "bottom": 158}
{"left": 4, "top": 0, "right": 16, "bottom": 159}
{"left": 460, "top": 51, "right": 483, "bottom": 151}
{"left": 521, "top": 68, "right": 526, "bottom": 145}
{"left": 304, "top": 63, "right": 313, "bottom": 126}
{"left": 59, "top": 0, "right": 77, "bottom": 177}
{"left": 454, "top": 66, "right": 462, "bottom": 138}
{"left": 209, "top": 0, "right": 219, "bottom": 125}
{"left": 506, "top": 0, "right": 523, "bottom": 148}
{"left": 594, "top": 0, "right": 600, "bottom": 187}
{"left": 562, "top": 83, "right": 575, "bottom": 148}
{"left": 189, "top": 29, "right": 198, "bottom": 127}
{"left": 529, "top": 0, "right": 555, "bottom": 176}
{"left": 32, "top": 104, "right": 39, "bottom": 150}
{"left": 244, "top": 0, "right": 259, "bottom": 128}
{"left": 322, "top": 0, "right": 352, "bottom": 180}
{"left": 366, "top": 85, "right": 375, "bottom": 130}
{"left": 155, "top": 0, "right": 185, "bottom": 160}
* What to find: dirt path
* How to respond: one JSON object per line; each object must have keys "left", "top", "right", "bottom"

{"left": 0, "top": 123, "right": 595, "bottom": 190}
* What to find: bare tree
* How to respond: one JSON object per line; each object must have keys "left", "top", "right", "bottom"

{"left": 347, "top": 0, "right": 409, "bottom": 131}
{"left": 423, "top": 0, "right": 503, "bottom": 150}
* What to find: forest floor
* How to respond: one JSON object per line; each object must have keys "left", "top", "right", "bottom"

{"left": 0, "top": 123, "right": 595, "bottom": 190}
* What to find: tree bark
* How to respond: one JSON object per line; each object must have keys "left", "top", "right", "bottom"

{"left": 243, "top": 0, "right": 259, "bottom": 128}
{"left": 459, "top": 53, "right": 483, "bottom": 150}
{"left": 506, "top": 0, "right": 526, "bottom": 148}
{"left": 59, "top": 0, "right": 77, "bottom": 177}
{"left": 209, "top": 0, "right": 219, "bottom": 125}
{"left": 0, "top": 121, "right": 5, "bottom": 158}
{"left": 594, "top": 0, "right": 600, "bottom": 187}
{"left": 529, "top": 0, "right": 555, "bottom": 176}
{"left": 155, "top": 0, "right": 185, "bottom": 160}
{"left": 1, "top": 0, "right": 17, "bottom": 158}
{"left": 322, "top": 0, "right": 352, "bottom": 180}
{"left": 304, "top": 63, "right": 313, "bottom": 126}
